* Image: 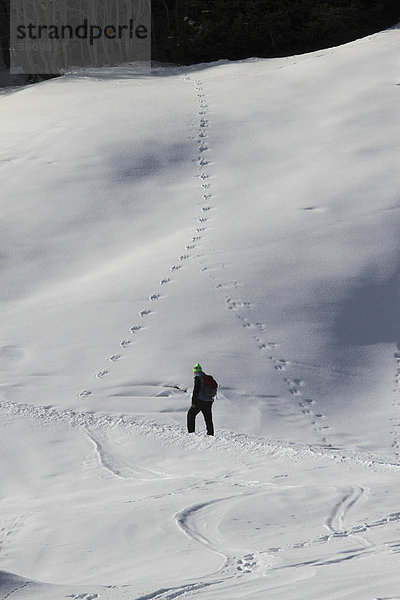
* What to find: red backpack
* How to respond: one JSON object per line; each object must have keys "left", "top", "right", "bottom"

{"left": 202, "top": 373, "right": 218, "bottom": 399}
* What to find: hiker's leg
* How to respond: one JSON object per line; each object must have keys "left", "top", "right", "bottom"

{"left": 187, "top": 405, "right": 200, "bottom": 433}
{"left": 201, "top": 402, "right": 214, "bottom": 436}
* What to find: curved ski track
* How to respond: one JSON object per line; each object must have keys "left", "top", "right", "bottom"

{"left": 1, "top": 396, "right": 400, "bottom": 599}
{"left": 0, "top": 398, "right": 398, "bottom": 473}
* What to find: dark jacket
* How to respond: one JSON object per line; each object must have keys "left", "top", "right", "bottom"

{"left": 192, "top": 372, "right": 203, "bottom": 402}
{"left": 192, "top": 371, "right": 213, "bottom": 403}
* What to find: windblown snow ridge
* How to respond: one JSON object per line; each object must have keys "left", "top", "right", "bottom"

{"left": 0, "top": 399, "right": 398, "bottom": 472}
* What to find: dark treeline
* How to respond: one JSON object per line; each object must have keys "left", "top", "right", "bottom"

{"left": 152, "top": 0, "right": 399, "bottom": 63}
{"left": 0, "top": 0, "right": 9, "bottom": 67}
{"left": 0, "top": 0, "right": 399, "bottom": 71}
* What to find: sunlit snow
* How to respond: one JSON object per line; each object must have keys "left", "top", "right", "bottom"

{"left": 0, "top": 25, "right": 400, "bottom": 600}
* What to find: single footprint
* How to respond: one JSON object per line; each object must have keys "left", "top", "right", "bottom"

{"left": 289, "top": 388, "right": 302, "bottom": 396}
{"left": 109, "top": 355, "right": 121, "bottom": 362}
{"left": 274, "top": 364, "right": 285, "bottom": 371}
{"left": 120, "top": 340, "right": 131, "bottom": 348}
{"left": 96, "top": 370, "right": 108, "bottom": 379}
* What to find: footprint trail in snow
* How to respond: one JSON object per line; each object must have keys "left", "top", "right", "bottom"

{"left": 78, "top": 75, "right": 214, "bottom": 399}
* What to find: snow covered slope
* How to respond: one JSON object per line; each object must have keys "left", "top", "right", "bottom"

{"left": 0, "top": 25, "right": 400, "bottom": 600}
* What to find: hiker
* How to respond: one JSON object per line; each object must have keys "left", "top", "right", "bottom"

{"left": 187, "top": 363, "right": 217, "bottom": 436}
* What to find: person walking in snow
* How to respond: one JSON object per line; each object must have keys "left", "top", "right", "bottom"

{"left": 187, "top": 363, "right": 216, "bottom": 436}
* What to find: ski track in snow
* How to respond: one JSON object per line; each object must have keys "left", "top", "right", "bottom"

{"left": 183, "top": 500, "right": 400, "bottom": 592}
{"left": 1, "top": 397, "right": 400, "bottom": 597}
{"left": 175, "top": 495, "right": 273, "bottom": 583}
{"left": 85, "top": 427, "right": 132, "bottom": 481}
{"left": 79, "top": 75, "right": 213, "bottom": 400}
{"left": 176, "top": 498, "right": 231, "bottom": 566}
{"left": 325, "top": 486, "right": 366, "bottom": 535}
{"left": 173, "top": 486, "right": 400, "bottom": 590}
{"left": 134, "top": 581, "right": 215, "bottom": 600}
{"left": 123, "top": 490, "right": 400, "bottom": 600}
{"left": 323, "top": 485, "right": 374, "bottom": 552}
{"left": 85, "top": 425, "right": 170, "bottom": 481}
{"left": 1, "top": 398, "right": 399, "bottom": 474}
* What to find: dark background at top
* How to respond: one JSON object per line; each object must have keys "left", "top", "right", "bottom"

{"left": 152, "top": 0, "right": 399, "bottom": 64}
{"left": 1, "top": 0, "right": 399, "bottom": 71}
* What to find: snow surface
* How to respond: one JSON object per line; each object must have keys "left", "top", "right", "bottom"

{"left": 1, "top": 25, "right": 400, "bottom": 600}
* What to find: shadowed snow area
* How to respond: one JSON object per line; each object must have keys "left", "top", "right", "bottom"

{"left": 334, "top": 270, "right": 399, "bottom": 345}
{"left": 0, "top": 25, "right": 400, "bottom": 600}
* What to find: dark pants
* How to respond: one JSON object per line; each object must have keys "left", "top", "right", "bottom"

{"left": 187, "top": 400, "right": 214, "bottom": 436}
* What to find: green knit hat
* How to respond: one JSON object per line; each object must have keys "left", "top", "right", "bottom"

{"left": 193, "top": 363, "right": 202, "bottom": 373}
